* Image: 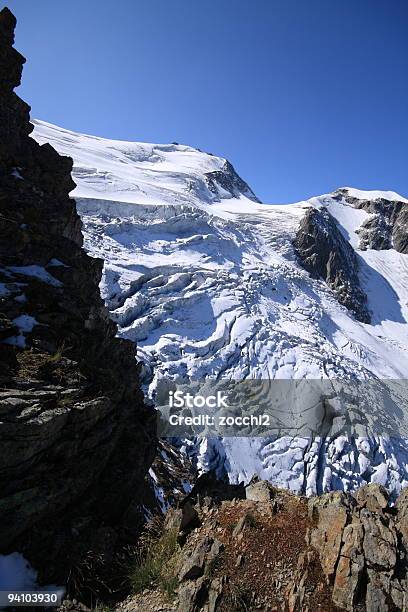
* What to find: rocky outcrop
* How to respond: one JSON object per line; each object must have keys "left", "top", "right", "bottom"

{"left": 309, "top": 483, "right": 408, "bottom": 611}
{"left": 334, "top": 188, "right": 408, "bottom": 254}
{"left": 205, "top": 160, "right": 260, "bottom": 203}
{"left": 294, "top": 188, "right": 407, "bottom": 322}
{"left": 115, "top": 481, "right": 408, "bottom": 612}
{"left": 0, "top": 6, "right": 155, "bottom": 588}
{"left": 294, "top": 206, "right": 370, "bottom": 323}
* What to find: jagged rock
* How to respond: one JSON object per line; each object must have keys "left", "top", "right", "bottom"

{"left": 357, "top": 213, "right": 392, "bottom": 250}
{"left": 334, "top": 187, "right": 408, "bottom": 254}
{"left": 308, "top": 489, "right": 353, "bottom": 520}
{"left": 206, "top": 576, "right": 225, "bottom": 612}
{"left": 309, "top": 492, "right": 349, "bottom": 579}
{"left": 365, "top": 568, "right": 392, "bottom": 612}
{"left": 354, "top": 483, "right": 389, "bottom": 513}
{"left": 0, "top": 7, "right": 155, "bottom": 587}
{"left": 245, "top": 479, "right": 276, "bottom": 502}
{"left": 119, "top": 485, "right": 408, "bottom": 612}
{"left": 393, "top": 206, "right": 408, "bottom": 253}
{"left": 179, "top": 536, "right": 214, "bottom": 580}
{"left": 181, "top": 471, "right": 245, "bottom": 508}
{"left": 395, "top": 486, "right": 408, "bottom": 545}
{"left": 207, "top": 538, "right": 223, "bottom": 561}
{"left": 205, "top": 160, "right": 260, "bottom": 203}
{"left": 311, "top": 484, "right": 406, "bottom": 612}
{"left": 390, "top": 581, "right": 408, "bottom": 611}
{"left": 361, "top": 509, "right": 396, "bottom": 569}
{"left": 180, "top": 501, "right": 200, "bottom": 533}
{"left": 288, "top": 569, "right": 307, "bottom": 612}
{"left": 332, "top": 519, "right": 364, "bottom": 611}
{"left": 294, "top": 206, "right": 370, "bottom": 322}
{"left": 177, "top": 576, "right": 207, "bottom": 612}
{"left": 164, "top": 501, "right": 200, "bottom": 549}
{"left": 232, "top": 514, "right": 249, "bottom": 537}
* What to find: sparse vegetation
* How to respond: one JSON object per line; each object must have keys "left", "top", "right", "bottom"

{"left": 245, "top": 512, "right": 259, "bottom": 529}
{"left": 47, "top": 341, "right": 67, "bottom": 363}
{"left": 37, "top": 341, "right": 67, "bottom": 379}
{"left": 129, "top": 518, "right": 180, "bottom": 598}
{"left": 206, "top": 552, "right": 224, "bottom": 578}
{"left": 223, "top": 582, "right": 253, "bottom": 611}
{"left": 17, "top": 342, "right": 85, "bottom": 387}
{"left": 160, "top": 574, "right": 179, "bottom": 598}
{"left": 91, "top": 604, "right": 114, "bottom": 612}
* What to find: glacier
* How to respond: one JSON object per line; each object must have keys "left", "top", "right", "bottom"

{"left": 32, "top": 119, "right": 408, "bottom": 496}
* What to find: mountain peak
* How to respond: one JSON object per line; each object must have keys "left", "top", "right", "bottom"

{"left": 31, "top": 119, "right": 408, "bottom": 498}
{"left": 32, "top": 119, "right": 260, "bottom": 209}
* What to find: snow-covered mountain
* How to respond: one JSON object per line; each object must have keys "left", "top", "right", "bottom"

{"left": 32, "top": 119, "right": 408, "bottom": 496}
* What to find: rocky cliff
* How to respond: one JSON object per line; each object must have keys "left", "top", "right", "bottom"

{"left": 294, "top": 206, "right": 371, "bottom": 323}
{"left": 0, "top": 6, "right": 155, "bottom": 590}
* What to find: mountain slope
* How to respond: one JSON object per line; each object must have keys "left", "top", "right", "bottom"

{"left": 32, "top": 119, "right": 408, "bottom": 496}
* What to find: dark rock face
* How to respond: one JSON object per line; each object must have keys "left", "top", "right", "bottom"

{"left": 357, "top": 212, "right": 393, "bottom": 250}
{"left": 205, "top": 160, "right": 260, "bottom": 203}
{"left": 0, "top": 7, "right": 155, "bottom": 585}
{"left": 294, "top": 207, "right": 370, "bottom": 323}
{"left": 334, "top": 188, "right": 408, "bottom": 254}
{"left": 393, "top": 208, "right": 408, "bottom": 253}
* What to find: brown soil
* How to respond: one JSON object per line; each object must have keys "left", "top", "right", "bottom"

{"left": 208, "top": 496, "right": 342, "bottom": 611}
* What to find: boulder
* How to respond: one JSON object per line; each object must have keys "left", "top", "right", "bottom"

{"left": 311, "top": 505, "right": 348, "bottom": 579}
{"left": 354, "top": 483, "right": 389, "bottom": 513}
{"left": 177, "top": 577, "right": 207, "bottom": 612}
{"left": 179, "top": 537, "right": 214, "bottom": 581}
{"left": 360, "top": 509, "right": 396, "bottom": 570}
{"left": 245, "top": 480, "right": 275, "bottom": 502}
{"left": 332, "top": 520, "right": 364, "bottom": 611}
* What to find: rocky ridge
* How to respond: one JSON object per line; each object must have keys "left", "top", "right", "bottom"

{"left": 0, "top": 6, "right": 155, "bottom": 590}
{"left": 113, "top": 479, "right": 408, "bottom": 612}
{"left": 205, "top": 160, "right": 261, "bottom": 203}
{"left": 333, "top": 188, "right": 408, "bottom": 254}
{"left": 294, "top": 206, "right": 370, "bottom": 323}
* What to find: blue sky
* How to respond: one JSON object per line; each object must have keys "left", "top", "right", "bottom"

{"left": 6, "top": 0, "right": 408, "bottom": 203}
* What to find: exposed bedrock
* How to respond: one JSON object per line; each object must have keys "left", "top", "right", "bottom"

{"left": 334, "top": 187, "right": 408, "bottom": 254}
{"left": 205, "top": 160, "right": 261, "bottom": 203}
{"left": 0, "top": 7, "right": 155, "bottom": 586}
{"left": 294, "top": 206, "right": 371, "bottom": 323}
{"left": 115, "top": 481, "right": 408, "bottom": 612}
